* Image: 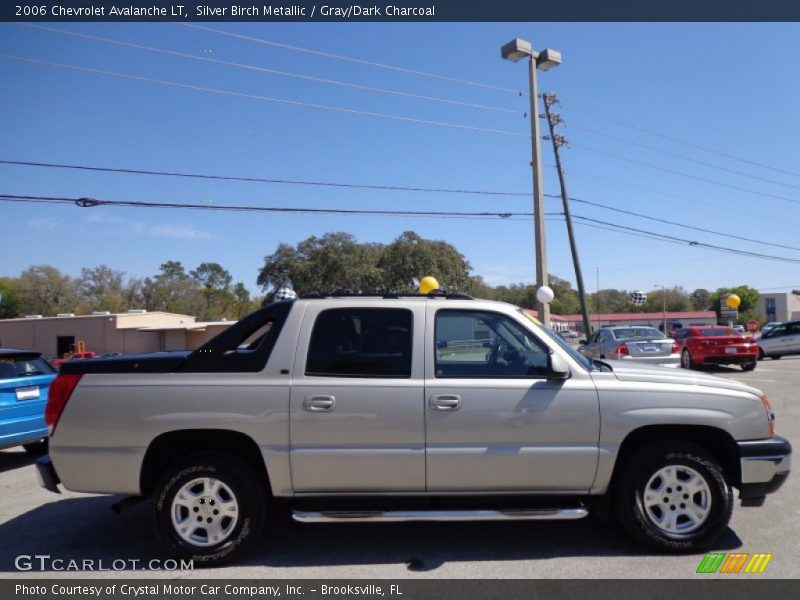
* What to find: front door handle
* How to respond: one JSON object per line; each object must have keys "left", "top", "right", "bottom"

{"left": 304, "top": 395, "right": 336, "bottom": 412}
{"left": 430, "top": 394, "right": 462, "bottom": 411}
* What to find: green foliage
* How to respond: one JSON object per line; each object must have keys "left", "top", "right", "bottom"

{"left": 257, "top": 231, "right": 473, "bottom": 296}
{"left": 690, "top": 288, "right": 711, "bottom": 311}
{"left": 0, "top": 277, "right": 22, "bottom": 318}
{"left": 16, "top": 265, "right": 77, "bottom": 316}
{"left": 710, "top": 285, "right": 761, "bottom": 323}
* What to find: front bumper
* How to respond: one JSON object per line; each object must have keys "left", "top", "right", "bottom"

{"left": 35, "top": 455, "right": 61, "bottom": 493}
{"left": 738, "top": 436, "right": 791, "bottom": 506}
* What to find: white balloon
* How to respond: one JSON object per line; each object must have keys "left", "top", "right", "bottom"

{"left": 536, "top": 285, "right": 555, "bottom": 304}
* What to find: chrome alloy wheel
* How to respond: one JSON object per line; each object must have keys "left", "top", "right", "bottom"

{"left": 170, "top": 477, "right": 239, "bottom": 547}
{"left": 642, "top": 465, "right": 711, "bottom": 534}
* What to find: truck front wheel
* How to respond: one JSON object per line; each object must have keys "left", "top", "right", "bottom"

{"left": 613, "top": 441, "right": 732, "bottom": 551}
{"left": 152, "top": 453, "right": 267, "bottom": 565}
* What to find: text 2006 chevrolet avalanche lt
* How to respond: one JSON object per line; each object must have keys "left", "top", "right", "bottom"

{"left": 37, "top": 295, "right": 790, "bottom": 564}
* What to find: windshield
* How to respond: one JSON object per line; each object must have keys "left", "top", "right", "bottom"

{"left": 518, "top": 309, "right": 595, "bottom": 371}
{"left": 612, "top": 327, "right": 663, "bottom": 340}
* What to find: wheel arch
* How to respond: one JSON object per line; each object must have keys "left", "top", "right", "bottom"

{"left": 611, "top": 425, "right": 741, "bottom": 489}
{"left": 140, "top": 429, "right": 271, "bottom": 497}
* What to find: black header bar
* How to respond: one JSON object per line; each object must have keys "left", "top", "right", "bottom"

{"left": 3, "top": 0, "right": 800, "bottom": 22}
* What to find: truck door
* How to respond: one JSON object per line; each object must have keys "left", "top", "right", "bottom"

{"left": 424, "top": 306, "right": 600, "bottom": 492}
{"left": 289, "top": 302, "right": 426, "bottom": 492}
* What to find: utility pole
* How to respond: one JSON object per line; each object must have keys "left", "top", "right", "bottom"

{"left": 542, "top": 92, "right": 591, "bottom": 338}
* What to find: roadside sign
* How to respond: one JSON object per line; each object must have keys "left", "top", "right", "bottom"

{"left": 720, "top": 309, "right": 738, "bottom": 320}
{"left": 747, "top": 320, "right": 759, "bottom": 333}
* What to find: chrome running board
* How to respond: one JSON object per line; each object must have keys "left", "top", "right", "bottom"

{"left": 292, "top": 508, "right": 588, "bottom": 523}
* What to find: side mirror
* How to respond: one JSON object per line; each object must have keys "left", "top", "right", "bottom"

{"left": 548, "top": 353, "right": 571, "bottom": 380}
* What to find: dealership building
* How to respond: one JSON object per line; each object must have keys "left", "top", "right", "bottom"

{"left": 757, "top": 292, "right": 800, "bottom": 323}
{"left": 0, "top": 310, "right": 233, "bottom": 358}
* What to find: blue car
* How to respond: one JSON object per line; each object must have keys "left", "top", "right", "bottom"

{"left": 0, "top": 348, "right": 56, "bottom": 454}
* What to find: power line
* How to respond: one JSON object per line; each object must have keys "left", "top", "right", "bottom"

{"left": 0, "top": 99, "right": 512, "bottom": 166}
{"left": 0, "top": 159, "right": 529, "bottom": 197}
{"left": 565, "top": 168, "right": 800, "bottom": 232}
{"left": 0, "top": 193, "right": 541, "bottom": 219}
{"left": 0, "top": 55, "right": 528, "bottom": 138}
{"left": 561, "top": 101, "right": 800, "bottom": 179}
{"left": 179, "top": 23, "right": 522, "bottom": 95}
{"left": 560, "top": 194, "right": 800, "bottom": 252}
{"left": 567, "top": 122, "right": 800, "bottom": 193}
{"left": 4, "top": 192, "right": 800, "bottom": 265}
{"left": 6, "top": 159, "right": 800, "bottom": 254}
{"left": 19, "top": 24, "right": 520, "bottom": 115}
{"left": 570, "top": 214, "right": 800, "bottom": 264}
{"left": 571, "top": 142, "right": 800, "bottom": 207}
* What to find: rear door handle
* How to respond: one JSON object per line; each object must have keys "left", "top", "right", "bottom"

{"left": 303, "top": 395, "right": 336, "bottom": 412}
{"left": 429, "top": 394, "right": 462, "bottom": 411}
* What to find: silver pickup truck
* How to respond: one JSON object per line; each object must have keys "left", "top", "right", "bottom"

{"left": 37, "top": 295, "right": 791, "bottom": 565}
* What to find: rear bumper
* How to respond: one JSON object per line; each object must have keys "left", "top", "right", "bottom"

{"left": 35, "top": 455, "right": 61, "bottom": 493}
{"left": 738, "top": 436, "right": 791, "bottom": 506}
{"left": 699, "top": 354, "right": 758, "bottom": 364}
{"left": 618, "top": 353, "right": 680, "bottom": 366}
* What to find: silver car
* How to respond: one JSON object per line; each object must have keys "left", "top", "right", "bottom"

{"left": 580, "top": 326, "right": 679, "bottom": 366}
{"left": 758, "top": 320, "right": 800, "bottom": 360}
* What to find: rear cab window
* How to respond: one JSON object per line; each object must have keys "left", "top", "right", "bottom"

{"left": 306, "top": 308, "right": 413, "bottom": 378}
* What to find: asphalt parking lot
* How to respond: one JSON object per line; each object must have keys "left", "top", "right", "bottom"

{"left": 1, "top": 357, "right": 797, "bottom": 580}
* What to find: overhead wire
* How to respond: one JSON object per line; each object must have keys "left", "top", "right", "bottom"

{"left": 3, "top": 192, "right": 800, "bottom": 265}
{"left": 571, "top": 142, "right": 800, "bottom": 207}
{"left": 18, "top": 24, "right": 521, "bottom": 115}
{"left": 566, "top": 122, "right": 800, "bottom": 193}
{"left": 5, "top": 159, "right": 800, "bottom": 253}
{"left": 0, "top": 55, "right": 528, "bottom": 138}
{"left": 560, "top": 101, "right": 800, "bottom": 179}
{"left": 178, "top": 23, "right": 522, "bottom": 95}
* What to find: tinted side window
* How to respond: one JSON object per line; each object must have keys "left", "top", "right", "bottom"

{"left": 306, "top": 308, "right": 412, "bottom": 378}
{"left": 435, "top": 310, "right": 549, "bottom": 378}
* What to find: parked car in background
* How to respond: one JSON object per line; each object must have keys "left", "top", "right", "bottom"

{"left": 0, "top": 348, "right": 57, "bottom": 453}
{"left": 557, "top": 330, "right": 579, "bottom": 343}
{"left": 760, "top": 322, "right": 782, "bottom": 337}
{"left": 732, "top": 325, "right": 746, "bottom": 335}
{"left": 579, "top": 326, "right": 679, "bottom": 366}
{"left": 758, "top": 320, "right": 800, "bottom": 360}
{"left": 673, "top": 327, "right": 759, "bottom": 371}
{"left": 51, "top": 351, "right": 96, "bottom": 368}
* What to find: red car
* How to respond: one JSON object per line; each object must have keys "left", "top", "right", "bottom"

{"left": 674, "top": 326, "right": 758, "bottom": 371}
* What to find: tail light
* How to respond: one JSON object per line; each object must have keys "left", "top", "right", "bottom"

{"left": 45, "top": 374, "right": 82, "bottom": 435}
{"left": 615, "top": 343, "right": 630, "bottom": 356}
{"left": 671, "top": 342, "right": 680, "bottom": 353}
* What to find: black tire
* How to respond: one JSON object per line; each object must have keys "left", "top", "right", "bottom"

{"left": 23, "top": 439, "right": 48, "bottom": 455}
{"left": 680, "top": 349, "right": 694, "bottom": 370}
{"left": 772, "top": 355, "right": 782, "bottom": 360}
{"left": 741, "top": 360, "right": 756, "bottom": 371}
{"left": 758, "top": 348, "right": 765, "bottom": 361}
{"left": 613, "top": 441, "right": 732, "bottom": 552}
{"left": 152, "top": 453, "right": 267, "bottom": 565}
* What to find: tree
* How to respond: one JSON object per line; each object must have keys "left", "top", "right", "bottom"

{"left": 76, "top": 265, "right": 128, "bottom": 313}
{"left": 190, "top": 262, "right": 234, "bottom": 320}
{"left": 710, "top": 285, "right": 760, "bottom": 323}
{"left": 643, "top": 287, "right": 692, "bottom": 313}
{"left": 0, "top": 277, "right": 22, "bottom": 318}
{"left": 379, "top": 231, "right": 473, "bottom": 293}
{"left": 690, "top": 288, "right": 711, "bottom": 311}
{"left": 142, "top": 261, "right": 201, "bottom": 315}
{"left": 16, "top": 265, "right": 77, "bottom": 316}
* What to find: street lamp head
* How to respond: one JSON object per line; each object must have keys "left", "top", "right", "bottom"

{"left": 501, "top": 38, "right": 533, "bottom": 62}
{"left": 536, "top": 48, "right": 562, "bottom": 71}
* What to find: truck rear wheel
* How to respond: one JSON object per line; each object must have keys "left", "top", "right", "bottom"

{"left": 152, "top": 453, "right": 267, "bottom": 565}
{"left": 613, "top": 441, "right": 732, "bottom": 552}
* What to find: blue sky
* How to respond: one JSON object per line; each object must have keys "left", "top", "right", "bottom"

{"left": 1, "top": 22, "right": 799, "bottom": 297}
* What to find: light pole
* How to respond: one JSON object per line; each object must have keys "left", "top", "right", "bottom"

{"left": 501, "top": 38, "right": 561, "bottom": 328}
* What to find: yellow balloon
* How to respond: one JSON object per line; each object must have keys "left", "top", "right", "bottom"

{"left": 726, "top": 294, "right": 741, "bottom": 309}
{"left": 419, "top": 276, "right": 440, "bottom": 294}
